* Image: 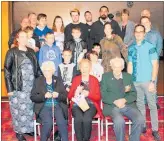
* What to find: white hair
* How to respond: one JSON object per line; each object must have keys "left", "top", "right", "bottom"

{"left": 41, "top": 61, "right": 55, "bottom": 73}
{"left": 110, "top": 57, "right": 125, "bottom": 69}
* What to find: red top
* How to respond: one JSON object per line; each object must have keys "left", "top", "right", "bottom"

{"left": 68, "top": 75, "right": 104, "bottom": 118}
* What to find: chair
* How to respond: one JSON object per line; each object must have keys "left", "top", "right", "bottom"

{"left": 105, "top": 116, "right": 132, "bottom": 141}
{"left": 71, "top": 113, "right": 101, "bottom": 141}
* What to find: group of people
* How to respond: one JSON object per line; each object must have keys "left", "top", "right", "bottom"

{"left": 4, "top": 5, "right": 163, "bottom": 141}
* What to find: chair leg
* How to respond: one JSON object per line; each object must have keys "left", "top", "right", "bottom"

{"left": 38, "top": 125, "right": 40, "bottom": 136}
{"left": 34, "top": 121, "right": 37, "bottom": 141}
{"left": 101, "top": 119, "right": 103, "bottom": 136}
{"left": 129, "top": 121, "right": 131, "bottom": 135}
{"left": 98, "top": 118, "right": 101, "bottom": 141}
{"left": 72, "top": 118, "right": 74, "bottom": 141}
{"left": 105, "top": 119, "right": 108, "bottom": 141}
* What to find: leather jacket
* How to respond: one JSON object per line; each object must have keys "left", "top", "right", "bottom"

{"left": 4, "top": 47, "right": 42, "bottom": 93}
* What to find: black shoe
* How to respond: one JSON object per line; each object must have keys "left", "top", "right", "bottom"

{"left": 156, "top": 103, "right": 160, "bottom": 110}
{"left": 24, "top": 132, "right": 34, "bottom": 136}
{"left": 152, "top": 131, "right": 161, "bottom": 141}
{"left": 16, "top": 133, "right": 26, "bottom": 141}
{"left": 54, "top": 130, "right": 61, "bottom": 141}
{"left": 142, "top": 127, "right": 147, "bottom": 133}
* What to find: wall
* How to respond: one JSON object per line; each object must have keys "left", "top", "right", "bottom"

{"left": 13, "top": 1, "right": 164, "bottom": 37}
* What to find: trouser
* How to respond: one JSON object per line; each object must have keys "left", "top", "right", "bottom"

{"left": 110, "top": 106, "right": 144, "bottom": 141}
{"left": 72, "top": 104, "right": 97, "bottom": 141}
{"left": 134, "top": 82, "right": 159, "bottom": 131}
{"left": 39, "top": 104, "right": 68, "bottom": 141}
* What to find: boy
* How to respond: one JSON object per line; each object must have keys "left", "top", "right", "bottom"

{"left": 92, "top": 43, "right": 102, "bottom": 63}
{"left": 58, "top": 49, "right": 76, "bottom": 92}
{"left": 39, "top": 32, "right": 62, "bottom": 76}
{"left": 64, "top": 27, "right": 88, "bottom": 70}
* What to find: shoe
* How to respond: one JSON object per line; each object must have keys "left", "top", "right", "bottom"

{"left": 152, "top": 131, "right": 161, "bottom": 141}
{"left": 156, "top": 103, "right": 160, "bottom": 110}
{"left": 142, "top": 127, "right": 147, "bottom": 133}
{"left": 16, "top": 133, "right": 26, "bottom": 141}
{"left": 24, "top": 132, "right": 34, "bottom": 136}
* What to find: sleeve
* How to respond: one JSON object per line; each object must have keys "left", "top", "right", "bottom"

{"left": 149, "top": 46, "right": 158, "bottom": 60}
{"left": 128, "top": 47, "right": 133, "bottom": 62}
{"left": 89, "top": 24, "right": 96, "bottom": 48}
{"left": 33, "top": 33, "right": 41, "bottom": 48}
{"left": 64, "top": 25, "right": 72, "bottom": 43}
{"left": 156, "top": 32, "right": 163, "bottom": 56}
{"left": 112, "top": 21, "right": 122, "bottom": 37}
{"left": 39, "top": 47, "right": 43, "bottom": 66}
{"left": 8, "top": 31, "right": 16, "bottom": 48}
{"left": 4, "top": 50, "right": 14, "bottom": 93}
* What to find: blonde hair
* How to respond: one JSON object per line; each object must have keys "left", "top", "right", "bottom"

{"left": 110, "top": 57, "right": 125, "bottom": 69}
{"left": 70, "top": 8, "right": 80, "bottom": 16}
{"left": 41, "top": 61, "right": 55, "bottom": 73}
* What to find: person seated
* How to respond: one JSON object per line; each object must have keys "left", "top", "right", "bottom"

{"left": 101, "top": 57, "right": 144, "bottom": 141}
{"left": 68, "top": 59, "right": 103, "bottom": 141}
{"left": 30, "top": 61, "right": 68, "bottom": 141}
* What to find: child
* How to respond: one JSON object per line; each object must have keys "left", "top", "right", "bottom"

{"left": 34, "top": 13, "right": 53, "bottom": 47}
{"left": 92, "top": 43, "right": 102, "bottom": 63}
{"left": 87, "top": 51, "right": 104, "bottom": 82}
{"left": 64, "top": 27, "right": 88, "bottom": 70}
{"left": 58, "top": 49, "right": 76, "bottom": 92}
{"left": 39, "top": 32, "right": 62, "bottom": 76}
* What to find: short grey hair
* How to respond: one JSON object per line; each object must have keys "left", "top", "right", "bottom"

{"left": 41, "top": 61, "right": 55, "bottom": 73}
{"left": 110, "top": 57, "right": 125, "bottom": 69}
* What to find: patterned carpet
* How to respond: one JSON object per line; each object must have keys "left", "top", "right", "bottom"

{"left": 1, "top": 97, "right": 164, "bottom": 141}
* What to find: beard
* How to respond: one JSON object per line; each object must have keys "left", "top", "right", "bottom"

{"left": 86, "top": 19, "right": 92, "bottom": 22}
{"left": 100, "top": 15, "right": 107, "bottom": 20}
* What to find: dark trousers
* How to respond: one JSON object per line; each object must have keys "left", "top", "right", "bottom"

{"left": 39, "top": 104, "right": 68, "bottom": 141}
{"left": 72, "top": 104, "right": 97, "bottom": 141}
{"left": 110, "top": 106, "right": 144, "bottom": 141}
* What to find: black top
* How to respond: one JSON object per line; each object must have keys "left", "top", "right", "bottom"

{"left": 121, "top": 25, "right": 127, "bottom": 40}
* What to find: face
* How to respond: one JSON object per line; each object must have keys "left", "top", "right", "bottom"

{"left": 45, "top": 34, "right": 55, "bottom": 45}
{"left": 20, "top": 18, "right": 30, "bottom": 29}
{"left": 115, "top": 16, "right": 122, "bottom": 23}
{"left": 100, "top": 7, "right": 109, "bottom": 20}
{"left": 55, "top": 18, "right": 63, "bottom": 29}
{"left": 141, "top": 18, "right": 151, "bottom": 31}
{"left": 92, "top": 46, "right": 101, "bottom": 54}
{"left": 80, "top": 62, "right": 91, "bottom": 76}
{"left": 27, "top": 30, "right": 33, "bottom": 39}
{"left": 141, "top": 10, "right": 151, "bottom": 18}
{"left": 43, "top": 69, "right": 54, "bottom": 79}
{"left": 72, "top": 29, "right": 81, "bottom": 39}
{"left": 17, "top": 32, "right": 28, "bottom": 46}
{"left": 85, "top": 12, "right": 92, "bottom": 22}
{"left": 134, "top": 26, "right": 145, "bottom": 42}
{"left": 62, "top": 51, "right": 72, "bottom": 63}
{"left": 104, "top": 24, "right": 113, "bottom": 36}
{"left": 112, "top": 62, "right": 123, "bottom": 76}
{"left": 90, "top": 54, "right": 98, "bottom": 62}
{"left": 29, "top": 14, "right": 37, "bottom": 24}
{"left": 121, "top": 13, "right": 129, "bottom": 22}
{"left": 71, "top": 12, "right": 79, "bottom": 23}
{"left": 38, "top": 17, "right": 47, "bottom": 27}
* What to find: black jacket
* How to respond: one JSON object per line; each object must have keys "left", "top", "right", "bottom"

{"left": 30, "top": 75, "right": 68, "bottom": 121}
{"left": 4, "top": 47, "right": 42, "bottom": 93}
{"left": 90, "top": 19, "right": 122, "bottom": 47}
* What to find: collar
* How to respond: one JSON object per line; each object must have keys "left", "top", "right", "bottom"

{"left": 37, "top": 25, "right": 46, "bottom": 31}
{"left": 63, "top": 62, "right": 72, "bottom": 65}
{"left": 112, "top": 72, "right": 123, "bottom": 80}
{"left": 132, "top": 39, "right": 146, "bottom": 46}
{"left": 100, "top": 17, "right": 111, "bottom": 25}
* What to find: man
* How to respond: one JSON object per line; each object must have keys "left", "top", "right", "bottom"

{"left": 64, "top": 8, "right": 88, "bottom": 43}
{"left": 101, "top": 57, "right": 144, "bottom": 141}
{"left": 128, "top": 24, "right": 160, "bottom": 141}
{"left": 28, "top": 12, "right": 37, "bottom": 28}
{"left": 114, "top": 11, "right": 122, "bottom": 25}
{"left": 90, "top": 6, "right": 121, "bottom": 47}
{"left": 141, "top": 9, "right": 151, "bottom": 18}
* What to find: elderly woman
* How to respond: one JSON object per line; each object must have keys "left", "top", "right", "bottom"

{"left": 30, "top": 61, "right": 68, "bottom": 141}
{"left": 100, "top": 22, "right": 128, "bottom": 73}
{"left": 101, "top": 57, "right": 144, "bottom": 141}
{"left": 68, "top": 59, "right": 103, "bottom": 141}
{"left": 4, "top": 30, "right": 42, "bottom": 141}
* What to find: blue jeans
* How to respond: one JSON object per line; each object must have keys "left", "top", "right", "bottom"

{"left": 110, "top": 106, "right": 144, "bottom": 141}
{"left": 39, "top": 104, "right": 68, "bottom": 141}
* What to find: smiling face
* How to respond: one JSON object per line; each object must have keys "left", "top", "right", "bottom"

{"left": 45, "top": 34, "right": 55, "bottom": 45}
{"left": 38, "top": 17, "right": 47, "bottom": 28}
{"left": 104, "top": 23, "right": 113, "bottom": 36}
{"left": 85, "top": 12, "right": 92, "bottom": 22}
{"left": 80, "top": 60, "right": 91, "bottom": 76}
{"left": 71, "top": 12, "right": 80, "bottom": 23}
{"left": 141, "top": 17, "right": 151, "bottom": 32}
{"left": 20, "top": 17, "right": 30, "bottom": 29}
{"left": 17, "top": 31, "right": 28, "bottom": 46}
{"left": 134, "top": 26, "right": 145, "bottom": 42}
{"left": 72, "top": 29, "right": 81, "bottom": 39}
{"left": 100, "top": 7, "right": 109, "bottom": 20}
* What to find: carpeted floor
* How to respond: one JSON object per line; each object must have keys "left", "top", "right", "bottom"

{"left": 1, "top": 97, "right": 164, "bottom": 141}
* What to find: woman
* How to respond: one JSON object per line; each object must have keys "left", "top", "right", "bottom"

{"left": 52, "top": 16, "right": 65, "bottom": 52}
{"left": 100, "top": 22, "right": 128, "bottom": 73}
{"left": 4, "top": 30, "right": 42, "bottom": 141}
{"left": 68, "top": 59, "right": 103, "bottom": 141}
{"left": 31, "top": 61, "right": 68, "bottom": 141}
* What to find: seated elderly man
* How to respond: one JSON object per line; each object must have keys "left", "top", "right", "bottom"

{"left": 30, "top": 61, "right": 68, "bottom": 141}
{"left": 101, "top": 57, "right": 144, "bottom": 141}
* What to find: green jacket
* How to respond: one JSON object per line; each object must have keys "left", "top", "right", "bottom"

{"left": 101, "top": 72, "right": 137, "bottom": 116}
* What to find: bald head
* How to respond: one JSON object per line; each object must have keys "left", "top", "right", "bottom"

{"left": 141, "top": 9, "right": 151, "bottom": 18}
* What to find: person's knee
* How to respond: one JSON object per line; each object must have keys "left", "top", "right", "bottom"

{"left": 74, "top": 116, "right": 83, "bottom": 124}
{"left": 83, "top": 117, "right": 92, "bottom": 124}
{"left": 134, "top": 114, "right": 144, "bottom": 125}
{"left": 41, "top": 117, "right": 53, "bottom": 127}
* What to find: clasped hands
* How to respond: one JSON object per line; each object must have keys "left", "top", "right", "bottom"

{"left": 113, "top": 98, "right": 127, "bottom": 109}
{"left": 45, "top": 92, "right": 59, "bottom": 98}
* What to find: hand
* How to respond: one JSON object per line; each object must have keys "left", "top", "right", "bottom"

{"left": 35, "top": 47, "right": 39, "bottom": 52}
{"left": 148, "top": 82, "right": 156, "bottom": 93}
{"left": 83, "top": 49, "right": 87, "bottom": 53}
{"left": 82, "top": 90, "right": 89, "bottom": 97}
{"left": 11, "top": 44, "right": 15, "bottom": 48}
{"left": 66, "top": 87, "right": 70, "bottom": 92}
{"left": 8, "top": 92, "right": 14, "bottom": 96}
{"left": 45, "top": 92, "right": 52, "bottom": 98}
{"left": 125, "top": 85, "right": 131, "bottom": 92}
{"left": 113, "top": 99, "right": 126, "bottom": 108}
{"left": 75, "top": 86, "right": 84, "bottom": 97}
{"left": 52, "top": 92, "right": 59, "bottom": 98}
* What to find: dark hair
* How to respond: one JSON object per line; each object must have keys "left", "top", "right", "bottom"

{"left": 24, "top": 26, "right": 34, "bottom": 32}
{"left": 99, "top": 6, "right": 109, "bottom": 12}
{"left": 84, "top": 11, "right": 91, "bottom": 16}
{"left": 93, "top": 43, "right": 101, "bottom": 48}
{"left": 140, "top": 16, "right": 151, "bottom": 24}
{"left": 37, "top": 13, "right": 47, "bottom": 21}
{"left": 62, "top": 48, "right": 72, "bottom": 54}
{"left": 86, "top": 51, "right": 98, "bottom": 60}
{"left": 72, "top": 26, "right": 81, "bottom": 32}
{"left": 121, "top": 9, "right": 130, "bottom": 16}
{"left": 134, "top": 24, "right": 146, "bottom": 33}
{"left": 28, "top": 12, "right": 36, "bottom": 17}
{"left": 52, "top": 16, "right": 64, "bottom": 33}
{"left": 104, "top": 22, "right": 112, "bottom": 28}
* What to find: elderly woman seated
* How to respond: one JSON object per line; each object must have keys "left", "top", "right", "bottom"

{"left": 30, "top": 61, "right": 68, "bottom": 141}
{"left": 68, "top": 59, "right": 103, "bottom": 141}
